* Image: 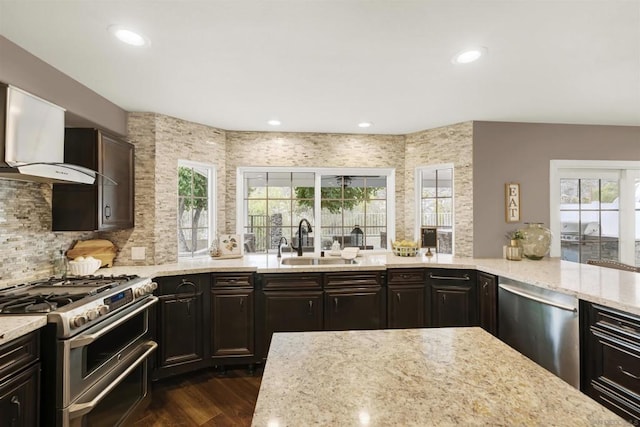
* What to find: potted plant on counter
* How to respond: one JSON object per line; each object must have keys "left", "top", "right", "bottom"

{"left": 505, "top": 230, "right": 524, "bottom": 261}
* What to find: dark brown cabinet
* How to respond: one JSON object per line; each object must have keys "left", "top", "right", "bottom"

{"left": 211, "top": 273, "right": 255, "bottom": 365}
{"left": 153, "top": 274, "right": 209, "bottom": 380}
{"left": 258, "top": 274, "right": 323, "bottom": 359}
{"left": 324, "top": 272, "right": 385, "bottom": 331}
{"left": 581, "top": 302, "right": 640, "bottom": 423}
{"left": 477, "top": 272, "right": 498, "bottom": 336}
{"left": 426, "top": 269, "right": 477, "bottom": 327}
{"left": 387, "top": 269, "right": 425, "bottom": 329}
{"left": 0, "top": 331, "right": 40, "bottom": 427}
{"left": 52, "top": 128, "right": 134, "bottom": 231}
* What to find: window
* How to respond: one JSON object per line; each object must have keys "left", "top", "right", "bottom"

{"left": 416, "top": 165, "right": 454, "bottom": 254}
{"left": 178, "top": 161, "right": 215, "bottom": 258}
{"left": 238, "top": 167, "right": 395, "bottom": 253}
{"left": 550, "top": 160, "right": 640, "bottom": 266}
{"left": 320, "top": 175, "right": 388, "bottom": 250}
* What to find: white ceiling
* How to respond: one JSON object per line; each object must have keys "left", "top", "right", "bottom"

{"left": 1, "top": 0, "right": 639, "bottom": 135}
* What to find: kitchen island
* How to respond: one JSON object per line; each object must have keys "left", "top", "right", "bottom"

{"left": 252, "top": 328, "right": 624, "bottom": 426}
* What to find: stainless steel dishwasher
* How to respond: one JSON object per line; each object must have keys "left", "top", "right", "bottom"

{"left": 498, "top": 277, "right": 580, "bottom": 388}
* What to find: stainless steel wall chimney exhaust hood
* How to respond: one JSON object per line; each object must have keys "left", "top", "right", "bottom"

{"left": 0, "top": 83, "right": 97, "bottom": 184}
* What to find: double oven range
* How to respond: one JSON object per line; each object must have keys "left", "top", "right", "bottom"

{"left": 0, "top": 274, "right": 158, "bottom": 427}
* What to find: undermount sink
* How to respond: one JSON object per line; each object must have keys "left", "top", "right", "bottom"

{"left": 280, "top": 257, "right": 357, "bottom": 266}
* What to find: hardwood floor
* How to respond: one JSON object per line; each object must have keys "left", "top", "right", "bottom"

{"left": 131, "top": 367, "right": 262, "bottom": 427}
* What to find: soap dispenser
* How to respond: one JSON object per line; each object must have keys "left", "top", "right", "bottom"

{"left": 331, "top": 239, "right": 341, "bottom": 254}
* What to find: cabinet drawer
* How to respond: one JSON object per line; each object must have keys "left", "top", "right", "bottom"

{"left": 591, "top": 382, "right": 640, "bottom": 423}
{"left": 387, "top": 269, "right": 424, "bottom": 284}
{"left": 0, "top": 332, "right": 39, "bottom": 384}
{"left": 597, "top": 337, "right": 640, "bottom": 396}
{"left": 155, "top": 274, "right": 208, "bottom": 295}
{"left": 212, "top": 274, "right": 254, "bottom": 288}
{"left": 592, "top": 304, "right": 640, "bottom": 346}
{"left": 261, "top": 274, "right": 322, "bottom": 290}
{"left": 324, "top": 272, "right": 382, "bottom": 288}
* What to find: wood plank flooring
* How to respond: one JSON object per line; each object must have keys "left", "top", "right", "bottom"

{"left": 131, "top": 368, "right": 262, "bottom": 427}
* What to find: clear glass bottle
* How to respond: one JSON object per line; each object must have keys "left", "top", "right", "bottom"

{"left": 53, "top": 249, "right": 68, "bottom": 277}
{"left": 519, "top": 223, "right": 552, "bottom": 260}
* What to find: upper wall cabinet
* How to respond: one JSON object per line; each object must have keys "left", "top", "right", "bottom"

{"left": 52, "top": 128, "right": 134, "bottom": 231}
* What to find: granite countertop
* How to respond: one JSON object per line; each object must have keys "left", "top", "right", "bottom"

{"left": 0, "top": 315, "right": 47, "bottom": 346}
{"left": 1, "top": 252, "right": 638, "bottom": 343}
{"left": 98, "top": 252, "right": 640, "bottom": 316}
{"left": 251, "top": 328, "right": 624, "bottom": 426}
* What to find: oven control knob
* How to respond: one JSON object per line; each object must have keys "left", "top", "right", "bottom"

{"left": 143, "top": 283, "right": 155, "bottom": 294}
{"left": 135, "top": 287, "right": 146, "bottom": 298}
{"left": 97, "top": 305, "right": 109, "bottom": 316}
{"left": 86, "top": 309, "right": 99, "bottom": 321}
{"left": 71, "top": 315, "right": 88, "bottom": 328}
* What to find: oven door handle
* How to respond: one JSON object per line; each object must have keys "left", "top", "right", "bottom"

{"left": 68, "top": 340, "right": 157, "bottom": 419}
{"left": 69, "top": 296, "right": 158, "bottom": 349}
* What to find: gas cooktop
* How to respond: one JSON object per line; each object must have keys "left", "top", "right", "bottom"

{"left": 0, "top": 274, "right": 140, "bottom": 314}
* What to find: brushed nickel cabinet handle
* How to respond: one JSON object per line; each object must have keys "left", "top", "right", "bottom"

{"left": 618, "top": 365, "right": 640, "bottom": 380}
{"left": 397, "top": 293, "right": 401, "bottom": 303}
{"left": 429, "top": 273, "right": 470, "bottom": 281}
{"left": 308, "top": 300, "right": 313, "bottom": 315}
{"left": 334, "top": 297, "right": 339, "bottom": 312}
{"left": 11, "top": 395, "right": 21, "bottom": 418}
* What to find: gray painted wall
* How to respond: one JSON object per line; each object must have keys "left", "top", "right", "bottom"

{"left": 472, "top": 121, "right": 640, "bottom": 258}
{"left": 0, "top": 36, "right": 127, "bottom": 135}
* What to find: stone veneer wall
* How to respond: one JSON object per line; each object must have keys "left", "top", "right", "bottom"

{"left": 404, "top": 122, "right": 473, "bottom": 257}
{"left": 104, "top": 113, "right": 227, "bottom": 265}
{"left": 224, "top": 131, "right": 406, "bottom": 237}
{"left": 0, "top": 180, "right": 96, "bottom": 287}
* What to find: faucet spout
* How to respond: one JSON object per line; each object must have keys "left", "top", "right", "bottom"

{"left": 277, "top": 236, "right": 288, "bottom": 258}
{"left": 290, "top": 218, "right": 313, "bottom": 256}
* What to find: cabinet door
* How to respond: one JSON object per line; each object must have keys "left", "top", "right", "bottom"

{"left": 0, "top": 363, "right": 39, "bottom": 427}
{"left": 478, "top": 272, "right": 498, "bottom": 336}
{"left": 388, "top": 285, "right": 425, "bottom": 329}
{"left": 99, "top": 133, "right": 134, "bottom": 230}
{"left": 262, "top": 291, "right": 323, "bottom": 356}
{"left": 430, "top": 287, "right": 474, "bottom": 327}
{"left": 157, "top": 293, "right": 205, "bottom": 368}
{"left": 427, "top": 269, "right": 478, "bottom": 327}
{"left": 211, "top": 289, "right": 254, "bottom": 357}
{"left": 153, "top": 274, "right": 209, "bottom": 379}
{"left": 324, "top": 287, "right": 384, "bottom": 331}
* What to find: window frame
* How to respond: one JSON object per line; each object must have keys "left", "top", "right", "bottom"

{"left": 549, "top": 160, "right": 640, "bottom": 265}
{"left": 414, "top": 163, "right": 455, "bottom": 254}
{"left": 236, "top": 166, "right": 396, "bottom": 253}
{"left": 177, "top": 159, "right": 216, "bottom": 259}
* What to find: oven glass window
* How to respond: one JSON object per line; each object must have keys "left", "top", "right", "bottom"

{"left": 84, "top": 363, "right": 145, "bottom": 427}
{"left": 85, "top": 311, "right": 146, "bottom": 375}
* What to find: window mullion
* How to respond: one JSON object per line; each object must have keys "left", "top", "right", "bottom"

{"left": 619, "top": 170, "right": 635, "bottom": 265}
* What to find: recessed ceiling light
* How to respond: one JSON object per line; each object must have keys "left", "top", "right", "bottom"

{"left": 452, "top": 47, "right": 487, "bottom": 64}
{"left": 108, "top": 25, "right": 149, "bottom": 47}
{"left": 358, "top": 122, "right": 372, "bottom": 128}
{"left": 268, "top": 119, "right": 281, "bottom": 126}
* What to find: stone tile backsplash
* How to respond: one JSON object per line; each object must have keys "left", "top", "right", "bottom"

{"left": 0, "top": 179, "right": 96, "bottom": 287}
{"left": 0, "top": 113, "right": 474, "bottom": 279}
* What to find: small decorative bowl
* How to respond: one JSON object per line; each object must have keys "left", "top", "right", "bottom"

{"left": 68, "top": 257, "right": 102, "bottom": 276}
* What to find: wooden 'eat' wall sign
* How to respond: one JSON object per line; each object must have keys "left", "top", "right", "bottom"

{"left": 505, "top": 183, "right": 520, "bottom": 223}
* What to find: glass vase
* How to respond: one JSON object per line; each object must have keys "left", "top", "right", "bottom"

{"left": 519, "top": 223, "right": 552, "bottom": 260}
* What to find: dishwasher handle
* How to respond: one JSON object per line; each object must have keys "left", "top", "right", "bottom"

{"left": 499, "top": 284, "right": 577, "bottom": 313}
